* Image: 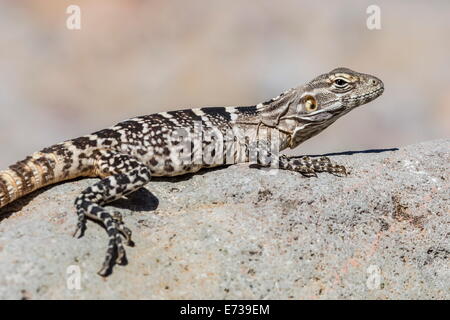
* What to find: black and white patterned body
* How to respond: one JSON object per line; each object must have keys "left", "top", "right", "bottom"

{"left": 0, "top": 68, "right": 384, "bottom": 276}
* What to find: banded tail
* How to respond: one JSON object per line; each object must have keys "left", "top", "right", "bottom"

{"left": 0, "top": 141, "right": 96, "bottom": 209}
{"left": 0, "top": 151, "right": 61, "bottom": 208}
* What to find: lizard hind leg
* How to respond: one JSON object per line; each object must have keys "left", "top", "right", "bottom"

{"left": 74, "top": 151, "right": 152, "bottom": 276}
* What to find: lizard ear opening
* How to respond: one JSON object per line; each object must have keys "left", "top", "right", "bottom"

{"left": 303, "top": 95, "right": 318, "bottom": 113}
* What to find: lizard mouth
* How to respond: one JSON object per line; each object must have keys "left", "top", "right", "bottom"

{"left": 342, "top": 86, "right": 384, "bottom": 105}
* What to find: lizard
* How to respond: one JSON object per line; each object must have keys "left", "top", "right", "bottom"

{"left": 0, "top": 67, "right": 384, "bottom": 276}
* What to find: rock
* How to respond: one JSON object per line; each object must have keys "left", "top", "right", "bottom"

{"left": 0, "top": 139, "right": 448, "bottom": 299}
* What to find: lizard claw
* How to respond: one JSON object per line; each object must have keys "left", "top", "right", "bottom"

{"left": 73, "top": 220, "right": 86, "bottom": 238}
{"left": 113, "top": 211, "right": 134, "bottom": 246}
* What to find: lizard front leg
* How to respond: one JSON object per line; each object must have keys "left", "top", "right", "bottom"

{"left": 248, "top": 143, "right": 347, "bottom": 177}
{"left": 278, "top": 155, "right": 347, "bottom": 177}
{"left": 73, "top": 151, "right": 152, "bottom": 276}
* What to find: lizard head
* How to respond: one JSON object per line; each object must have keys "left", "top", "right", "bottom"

{"left": 304, "top": 67, "right": 384, "bottom": 111}
{"left": 281, "top": 67, "right": 384, "bottom": 148}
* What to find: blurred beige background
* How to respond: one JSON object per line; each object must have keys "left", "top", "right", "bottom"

{"left": 0, "top": 0, "right": 449, "bottom": 168}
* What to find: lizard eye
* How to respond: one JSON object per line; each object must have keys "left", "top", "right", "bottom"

{"left": 304, "top": 96, "right": 318, "bottom": 112}
{"left": 334, "top": 78, "right": 348, "bottom": 87}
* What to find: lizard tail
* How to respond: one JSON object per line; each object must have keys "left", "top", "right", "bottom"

{"left": 0, "top": 151, "right": 62, "bottom": 208}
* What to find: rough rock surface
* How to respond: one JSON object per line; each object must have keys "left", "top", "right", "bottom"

{"left": 0, "top": 139, "right": 448, "bottom": 299}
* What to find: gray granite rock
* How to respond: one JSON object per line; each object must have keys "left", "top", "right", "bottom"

{"left": 0, "top": 139, "right": 448, "bottom": 299}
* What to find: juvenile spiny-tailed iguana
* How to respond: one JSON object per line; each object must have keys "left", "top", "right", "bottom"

{"left": 0, "top": 68, "right": 384, "bottom": 276}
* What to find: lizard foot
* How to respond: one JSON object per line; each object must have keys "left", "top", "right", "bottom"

{"left": 113, "top": 211, "right": 134, "bottom": 246}
{"left": 97, "top": 215, "right": 129, "bottom": 277}
{"left": 73, "top": 210, "right": 87, "bottom": 238}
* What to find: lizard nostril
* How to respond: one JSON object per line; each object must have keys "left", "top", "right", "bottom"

{"left": 370, "top": 79, "right": 378, "bottom": 86}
